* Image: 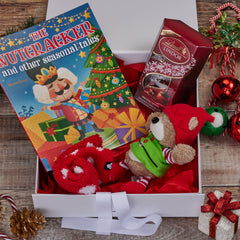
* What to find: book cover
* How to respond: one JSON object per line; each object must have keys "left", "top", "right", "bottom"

{"left": 0, "top": 3, "right": 146, "bottom": 171}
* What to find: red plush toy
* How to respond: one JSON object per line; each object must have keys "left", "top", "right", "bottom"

{"left": 53, "top": 135, "right": 128, "bottom": 194}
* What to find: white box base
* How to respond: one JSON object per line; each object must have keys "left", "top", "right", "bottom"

{"left": 32, "top": 52, "right": 205, "bottom": 218}
{"left": 33, "top": 190, "right": 204, "bottom": 218}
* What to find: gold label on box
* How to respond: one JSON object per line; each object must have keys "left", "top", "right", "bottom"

{"left": 158, "top": 37, "right": 190, "bottom": 64}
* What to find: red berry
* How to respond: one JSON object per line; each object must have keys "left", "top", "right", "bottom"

{"left": 208, "top": 29, "right": 214, "bottom": 34}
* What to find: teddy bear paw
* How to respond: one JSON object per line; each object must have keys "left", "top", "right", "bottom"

{"left": 172, "top": 143, "right": 196, "bottom": 165}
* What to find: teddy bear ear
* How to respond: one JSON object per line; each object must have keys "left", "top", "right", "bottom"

{"left": 188, "top": 117, "right": 199, "bottom": 130}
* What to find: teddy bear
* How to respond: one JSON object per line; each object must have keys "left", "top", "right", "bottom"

{"left": 117, "top": 103, "right": 216, "bottom": 193}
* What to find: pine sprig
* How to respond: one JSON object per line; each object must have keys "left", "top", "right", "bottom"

{"left": 199, "top": 12, "right": 240, "bottom": 49}
{"left": 18, "top": 16, "right": 35, "bottom": 31}
{"left": 0, "top": 17, "right": 36, "bottom": 93}
{"left": 3, "top": 17, "right": 35, "bottom": 37}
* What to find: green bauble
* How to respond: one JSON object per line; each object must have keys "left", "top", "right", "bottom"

{"left": 201, "top": 107, "right": 228, "bottom": 136}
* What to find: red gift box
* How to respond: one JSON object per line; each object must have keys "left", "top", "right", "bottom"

{"left": 134, "top": 18, "right": 213, "bottom": 111}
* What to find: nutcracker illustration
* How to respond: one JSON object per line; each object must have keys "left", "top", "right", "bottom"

{"left": 26, "top": 57, "right": 103, "bottom": 140}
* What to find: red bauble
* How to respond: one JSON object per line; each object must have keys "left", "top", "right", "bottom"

{"left": 227, "top": 112, "right": 240, "bottom": 142}
{"left": 212, "top": 76, "right": 240, "bottom": 102}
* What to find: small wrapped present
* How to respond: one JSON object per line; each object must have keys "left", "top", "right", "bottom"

{"left": 64, "top": 125, "right": 120, "bottom": 149}
{"left": 22, "top": 112, "right": 52, "bottom": 149}
{"left": 64, "top": 126, "right": 80, "bottom": 144}
{"left": 92, "top": 108, "right": 122, "bottom": 129}
{"left": 39, "top": 116, "right": 73, "bottom": 142}
{"left": 198, "top": 190, "right": 240, "bottom": 240}
{"left": 114, "top": 107, "right": 147, "bottom": 144}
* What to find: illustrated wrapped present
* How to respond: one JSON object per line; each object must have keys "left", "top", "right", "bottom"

{"left": 92, "top": 108, "right": 122, "bottom": 129}
{"left": 64, "top": 126, "right": 81, "bottom": 144}
{"left": 39, "top": 116, "right": 73, "bottom": 142}
{"left": 81, "top": 89, "right": 100, "bottom": 113}
{"left": 114, "top": 107, "right": 147, "bottom": 144}
{"left": 22, "top": 112, "right": 52, "bottom": 149}
{"left": 64, "top": 125, "right": 120, "bottom": 149}
{"left": 198, "top": 190, "right": 240, "bottom": 240}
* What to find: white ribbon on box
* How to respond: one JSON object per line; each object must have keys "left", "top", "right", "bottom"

{"left": 61, "top": 192, "right": 162, "bottom": 236}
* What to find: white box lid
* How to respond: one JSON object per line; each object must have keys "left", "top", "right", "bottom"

{"left": 46, "top": 0, "right": 198, "bottom": 54}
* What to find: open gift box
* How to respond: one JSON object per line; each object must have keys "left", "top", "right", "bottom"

{"left": 32, "top": 49, "right": 205, "bottom": 218}
{"left": 32, "top": 0, "right": 207, "bottom": 218}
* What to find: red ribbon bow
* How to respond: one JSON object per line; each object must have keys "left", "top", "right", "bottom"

{"left": 201, "top": 191, "right": 240, "bottom": 238}
{"left": 46, "top": 123, "right": 58, "bottom": 136}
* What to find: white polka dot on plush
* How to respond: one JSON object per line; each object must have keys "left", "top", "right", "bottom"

{"left": 70, "top": 149, "right": 79, "bottom": 155}
{"left": 96, "top": 147, "right": 103, "bottom": 151}
{"left": 78, "top": 185, "right": 96, "bottom": 195}
{"left": 61, "top": 168, "right": 68, "bottom": 179}
{"left": 74, "top": 166, "right": 83, "bottom": 174}
{"left": 86, "top": 142, "right": 94, "bottom": 147}
{"left": 87, "top": 157, "right": 94, "bottom": 165}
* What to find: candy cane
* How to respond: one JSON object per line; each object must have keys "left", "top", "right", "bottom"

{"left": 229, "top": 49, "right": 236, "bottom": 77}
{"left": 0, "top": 194, "right": 17, "bottom": 212}
{"left": 0, "top": 233, "right": 12, "bottom": 240}
{"left": 209, "top": 2, "right": 240, "bottom": 29}
{"left": 208, "top": 94, "right": 216, "bottom": 108}
{"left": 0, "top": 194, "right": 18, "bottom": 240}
{"left": 220, "top": 47, "right": 236, "bottom": 77}
{"left": 234, "top": 99, "right": 240, "bottom": 115}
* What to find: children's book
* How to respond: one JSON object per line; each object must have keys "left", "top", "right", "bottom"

{"left": 0, "top": 3, "right": 146, "bottom": 171}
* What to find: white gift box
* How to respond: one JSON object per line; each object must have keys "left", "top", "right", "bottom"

{"left": 198, "top": 191, "right": 240, "bottom": 240}
{"left": 32, "top": 0, "right": 205, "bottom": 218}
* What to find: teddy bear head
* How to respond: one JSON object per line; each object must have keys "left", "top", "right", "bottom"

{"left": 145, "top": 111, "right": 176, "bottom": 148}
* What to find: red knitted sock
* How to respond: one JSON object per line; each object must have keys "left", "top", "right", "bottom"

{"left": 120, "top": 176, "right": 152, "bottom": 193}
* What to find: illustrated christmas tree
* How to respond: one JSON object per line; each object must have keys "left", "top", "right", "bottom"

{"left": 84, "top": 25, "right": 132, "bottom": 109}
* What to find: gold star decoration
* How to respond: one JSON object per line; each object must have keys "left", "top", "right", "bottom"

{"left": 104, "top": 84, "right": 108, "bottom": 88}
{"left": 83, "top": 10, "right": 90, "bottom": 19}
{"left": 69, "top": 17, "right": 74, "bottom": 23}
{"left": 106, "top": 76, "right": 110, "bottom": 81}
{"left": 113, "top": 102, "right": 117, "bottom": 106}
{"left": 101, "top": 47, "right": 106, "bottom": 52}
{"left": 55, "top": 28, "right": 60, "bottom": 32}
{"left": 1, "top": 46, "right": 6, "bottom": 51}
{"left": 90, "top": 61, "right": 93, "bottom": 65}
{"left": 17, "top": 40, "right": 23, "bottom": 45}
{"left": 125, "top": 90, "right": 130, "bottom": 95}
{"left": 7, "top": 39, "right": 15, "bottom": 47}
{"left": 57, "top": 19, "right": 62, "bottom": 23}
{"left": 79, "top": 51, "right": 86, "bottom": 58}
